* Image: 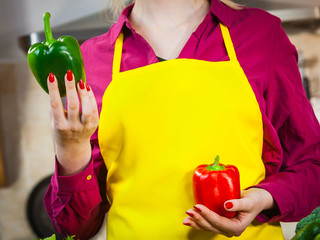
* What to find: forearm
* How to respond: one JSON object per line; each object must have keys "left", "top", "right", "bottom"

{"left": 254, "top": 154, "right": 320, "bottom": 222}
{"left": 44, "top": 147, "right": 109, "bottom": 239}
{"left": 250, "top": 187, "right": 275, "bottom": 211}
{"left": 45, "top": 183, "right": 108, "bottom": 239}
{"left": 260, "top": 10, "right": 320, "bottom": 222}
{"left": 56, "top": 140, "right": 92, "bottom": 176}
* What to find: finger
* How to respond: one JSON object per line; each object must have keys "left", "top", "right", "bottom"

{"left": 194, "top": 205, "right": 226, "bottom": 228}
{"left": 192, "top": 206, "right": 232, "bottom": 236}
{"left": 183, "top": 217, "right": 206, "bottom": 231}
{"left": 65, "top": 70, "right": 80, "bottom": 123}
{"left": 186, "top": 210, "right": 217, "bottom": 232}
{"left": 47, "top": 73, "right": 66, "bottom": 124}
{"left": 77, "top": 80, "right": 92, "bottom": 126}
{"left": 197, "top": 203, "right": 252, "bottom": 237}
{"left": 86, "top": 84, "right": 99, "bottom": 127}
{"left": 224, "top": 198, "right": 253, "bottom": 212}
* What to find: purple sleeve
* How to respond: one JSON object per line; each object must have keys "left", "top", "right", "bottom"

{"left": 43, "top": 137, "right": 109, "bottom": 239}
{"left": 43, "top": 38, "right": 110, "bottom": 238}
{"left": 255, "top": 20, "right": 320, "bottom": 222}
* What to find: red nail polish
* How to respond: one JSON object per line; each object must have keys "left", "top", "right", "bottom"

{"left": 186, "top": 212, "right": 194, "bottom": 217}
{"left": 225, "top": 202, "right": 233, "bottom": 210}
{"left": 67, "top": 70, "right": 73, "bottom": 81}
{"left": 49, "top": 73, "right": 55, "bottom": 83}
{"left": 79, "top": 79, "right": 85, "bottom": 90}
{"left": 194, "top": 206, "right": 201, "bottom": 212}
{"left": 86, "top": 84, "right": 91, "bottom": 92}
{"left": 183, "top": 222, "right": 191, "bottom": 226}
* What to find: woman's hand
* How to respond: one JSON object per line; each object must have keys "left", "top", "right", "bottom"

{"left": 183, "top": 188, "right": 275, "bottom": 237}
{"left": 47, "top": 70, "right": 99, "bottom": 176}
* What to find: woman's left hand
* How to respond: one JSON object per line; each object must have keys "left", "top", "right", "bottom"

{"left": 183, "top": 188, "right": 275, "bottom": 237}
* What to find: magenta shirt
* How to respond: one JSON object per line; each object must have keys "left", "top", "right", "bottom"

{"left": 44, "top": 0, "right": 320, "bottom": 238}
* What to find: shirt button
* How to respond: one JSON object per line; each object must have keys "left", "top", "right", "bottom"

{"left": 87, "top": 175, "right": 92, "bottom": 180}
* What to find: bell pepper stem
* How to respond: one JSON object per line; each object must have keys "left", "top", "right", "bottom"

{"left": 213, "top": 155, "right": 220, "bottom": 166}
{"left": 43, "top": 12, "right": 55, "bottom": 45}
{"left": 206, "top": 155, "right": 226, "bottom": 171}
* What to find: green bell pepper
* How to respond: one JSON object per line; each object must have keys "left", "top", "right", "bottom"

{"left": 40, "top": 234, "right": 75, "bottom": 240}
{"left": 292, "top": 222, "right": 320, "bottom": 240}
{"left": 27, "top": 12, "right": 86, "bottom": 97}
{"left": 314, "top": 233, "right": 320, "bottom": 240}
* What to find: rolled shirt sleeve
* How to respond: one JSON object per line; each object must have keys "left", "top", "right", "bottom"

{"left": 43, "top": 36, "right": 110, "bottom": 239}
{"left": 255, "top": 19, "right": 320, "bottom": 222}
{"left": 43, "top": 139, "right": 109, "bottom": 239}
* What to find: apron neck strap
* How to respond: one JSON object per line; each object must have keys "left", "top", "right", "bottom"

{"left": 112, "top": 22, "right": 238, "bottom": 74}
{"left": 219, "top": 22, "right": 238, "bottom": 62}
{"left": 113, "top": 32, "right": 124, "bottom": 75}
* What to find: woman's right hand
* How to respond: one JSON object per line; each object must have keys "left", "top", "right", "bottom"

{"left": 47, "top": 70, "right": 99, "bottom": 176}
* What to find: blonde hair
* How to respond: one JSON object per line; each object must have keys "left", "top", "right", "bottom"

{"left": 106, "top": 0, "right": 242, "bottom": 21}
{"left": 219, "top": 0, "right": 243, "bottom": 10}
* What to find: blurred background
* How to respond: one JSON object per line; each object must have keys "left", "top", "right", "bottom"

{"left": 0, "top": 0, "right": 319, "bottom": 239}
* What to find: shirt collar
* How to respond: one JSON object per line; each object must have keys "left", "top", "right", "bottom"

{"left": 109, "top": 3, "right": 134, "bottom": 44}
{"left": 109, "top": 0, "right": 242, "bottom": 44}
{"left": 210, "top": 0, "right": 242, "bottom": 27}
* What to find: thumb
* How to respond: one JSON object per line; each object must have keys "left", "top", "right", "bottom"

{"left": 224, "top": 198, "right": 252, "bottom": 212}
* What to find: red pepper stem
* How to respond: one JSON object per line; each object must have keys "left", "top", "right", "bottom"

{"left": 206, "top": 155, "right": 225, "bottom": 171}
{"left": 43, "top": 12, "right": 55, "bottom": 45}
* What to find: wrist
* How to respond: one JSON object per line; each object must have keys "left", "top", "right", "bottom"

{"left": 56, "top": 140, "right": 92, "bottom": 176}
{"left": 254, "top": 188, "right": 275, "bottom": 211}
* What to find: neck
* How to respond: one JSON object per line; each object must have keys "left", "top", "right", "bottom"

{"left": 130, "top": 0, "right": 210, "bottom": 29}
{"left": 128, "top": 0, "right": 210, "bottom": 59}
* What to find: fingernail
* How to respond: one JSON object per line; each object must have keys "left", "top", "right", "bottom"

{"left": 79, "top": 79, "right": 85, "bottom": 90}
{"left": 183, "top": 222, "right": 191, "bottom": 226}
{"left": 67, "top": 70, "right": 73, "bottom": 81}
{"left": 225, "top": 202, "right": 233, "bottom": 210}
{"left": 194, "top": 206, "right": 201, "bottom": 212}
{"left": 86, "top": 84, "right": 91, "bottom": 92}
{"left": 186, "top": 212, "right": 194, "bottom": 217}
{"left": 49, "top": 73, "right": 55, "bottom": 83}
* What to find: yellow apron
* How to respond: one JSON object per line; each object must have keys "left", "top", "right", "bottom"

{"left": 98, "top": 23, "right": 284, "bottom": 240}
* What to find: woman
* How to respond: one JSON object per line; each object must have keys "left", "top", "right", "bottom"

{"left": 44, "top": 0, "right": 320, "bottom": 239}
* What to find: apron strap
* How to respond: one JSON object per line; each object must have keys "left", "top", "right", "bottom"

{"left": 113, "top": 32, "right": 124, "bottom": 75}
{"left": 219, "top": 22, "right": 238, "bottom": 62}
{"left": 112, "top": 24, "right": 237, "bottom": 74}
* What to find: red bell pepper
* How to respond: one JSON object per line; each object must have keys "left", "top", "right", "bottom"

{"left": 193, "top": 155, "right": 241, "bottom": 218}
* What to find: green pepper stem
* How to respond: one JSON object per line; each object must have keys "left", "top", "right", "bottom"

{"left": 213, "top": 155, "right": 220, "bottom": 166}
{"left": 43, "top": 12, "right": 55, "bottom": 45}
{"left": 206, "top": 155, "right": 226, "bottom": 171}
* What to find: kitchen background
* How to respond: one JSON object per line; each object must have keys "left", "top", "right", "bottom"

{"left": 0, "top": 0, "right": 319, "bottom": 239}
